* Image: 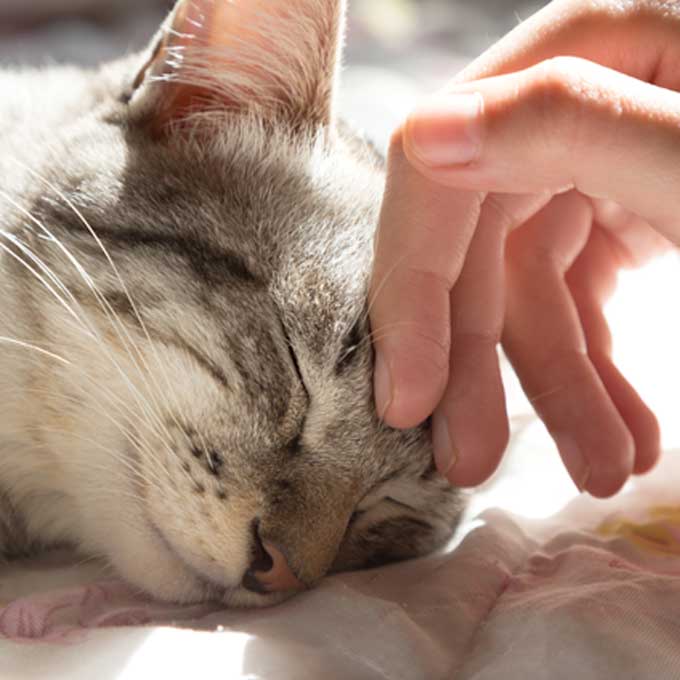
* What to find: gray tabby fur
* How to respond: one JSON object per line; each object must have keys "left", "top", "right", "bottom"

{"left": 0, "top": 0, "right": 463, "bottom": 606}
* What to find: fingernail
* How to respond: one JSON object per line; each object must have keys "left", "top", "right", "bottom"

{"left": 433, "top": 414, "right": 458, "bottom": 477}
{"left": 406, "top": 92, "right": 484, "bottom": 167}
{"left": 374, "top": 353, "right": 394, "bottom": 419}
{"left": 553, "top": 432, "right": 591, "bottom": 492}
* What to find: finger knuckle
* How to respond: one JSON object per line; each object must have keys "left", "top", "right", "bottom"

{"left": 534, "top": 56, "right": 590, "bottom": 114}
{"left": 506, "top": 227, "right": 573, "bottom": 275}
{"left": 520, "top": 57, "right": 587, "bottom": 156}
{"left": 522, "top": 55, "right": 628, "bottom": 176}
{"left": 539, "top": 55, "right": 588, "bottom": 87}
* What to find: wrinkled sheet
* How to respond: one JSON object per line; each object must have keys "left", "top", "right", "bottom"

{"left": 3, "top": 454, "right": 680, "bottom": 680}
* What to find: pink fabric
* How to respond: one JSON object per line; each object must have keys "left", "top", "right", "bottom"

{"left": 0, "top": 581, "right": 220, "bottom": 644}
{"left": 8, "top": 459, "right": 680, "bottom": 679}
{"left": 4, "top": 458, "right": 680, "bottom": 678}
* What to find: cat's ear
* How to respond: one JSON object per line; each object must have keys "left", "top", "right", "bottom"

{"left": 128, "top": 0, "right": 346, "bottom": 135}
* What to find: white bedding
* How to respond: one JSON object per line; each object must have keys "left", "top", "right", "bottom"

{"left": 4, "top": 450, "right": 680, "bottom": 680}
{"left": 3, "top": 3, "right": 680, "bottom": 678}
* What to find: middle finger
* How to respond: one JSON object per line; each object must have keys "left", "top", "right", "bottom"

{"left": 503, "top": 192, "right": 635, "bottom": 497}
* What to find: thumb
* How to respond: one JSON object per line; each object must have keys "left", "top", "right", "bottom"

{"left": 403, "top": 56, "right": 680, "bottom": 244}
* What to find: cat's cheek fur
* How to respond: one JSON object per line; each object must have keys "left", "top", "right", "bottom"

{"left": 42, "top": 327, "right": 268, "bottom": 602}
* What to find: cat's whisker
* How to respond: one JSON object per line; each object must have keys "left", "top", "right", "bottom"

{"left": 1, "top": 428, "right": 145, "bottom": 498}
{"left": 6, "top": 332, "right": 167, "bottom": 472}
{"left": 357, "top": 321, "right": 431, "bottom": 351}
{"left": 1, "top": 302, "right": 169, "bottom": 481}
{"left": 2, "top": 161, "right": 182, "bottom": 456}
{"left": 68, "top": 290, "right": 179, "bottom": 451}
{"left": 65, "top": 553, "right": 115, "bottom": 576}
{"left": 0, "top": 234, "right": 154, "bottom": 432}
{"left": 68, "top": 553, "right": 107, "bottom": 570}
{"left": 1, "top": 386, "right": 171, "bottom": 490}
{"left": 7, "top": 157, "right": 203, "bottom": 468}
{"left": 0, "top": 321, "right": 171, "bottom": 479}
{"left": 363, "top": 250, "right": 413, "bottom": 328}
{"left": 52, "top": 321, "right": 176, "bottom": 477}
{"left": 0, "top": 336, "right": 70, "bottom": 365}
{"left": 0, "top": 235, "right": 94, "bottom": 339}
{"left": 0, "top": 191, "right": 97, "bottom": 304}
{"left": 3, "top": 428, "right": 170, "bottom": 501}
{"left": 0, "top": 204, "right": 174, "bottom": 455}
{"left": 0, "top": 244, "right": 156, "bottom": 433}
{"left": 0, "top": 228, "right": 97, "bottom": 342}
{"left": 0, "top": 204, "right": 131, "bottom": 380}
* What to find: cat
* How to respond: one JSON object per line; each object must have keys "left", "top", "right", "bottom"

{"left": 0, "top": 0, "right": 464, "bottom": 607}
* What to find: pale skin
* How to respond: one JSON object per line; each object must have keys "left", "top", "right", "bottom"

{"left": 370, "top": 0, "right": 680, "bottom": 498}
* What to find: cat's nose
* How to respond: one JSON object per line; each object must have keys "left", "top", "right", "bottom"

{"left": 242, "top": 522, "right": 305, "bottom": 594}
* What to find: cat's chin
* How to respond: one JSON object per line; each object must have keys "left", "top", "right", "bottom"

{"left": 144, "top": 518, "right": 226, "bottom": 599}
{"left": 108, "top": 514, "right": 293, "bottom": 608}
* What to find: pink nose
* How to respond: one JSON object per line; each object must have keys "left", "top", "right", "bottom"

{"left": 254, "top": 542, "right": 305, "bottom": 593}
{"left": 242, "top": 527, "right": 305, "bottom": 595}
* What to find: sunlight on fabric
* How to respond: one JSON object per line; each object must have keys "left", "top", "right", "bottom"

{"left": 119, "top": 629, "right": 253, "bottom": 679}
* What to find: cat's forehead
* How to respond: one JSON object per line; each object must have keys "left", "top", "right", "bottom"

{"left": 124, "top": 121, "right": 382, "bottom": 312}
{"left": 51, "top": 116, "right": 385, "bottom": 362}
{"left": 115, "top": 121, "right": 382, "bottom": 253}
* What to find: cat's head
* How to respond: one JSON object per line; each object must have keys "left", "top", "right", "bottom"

{"left": 28, "top": 0, "right": 464, "bottom": 606}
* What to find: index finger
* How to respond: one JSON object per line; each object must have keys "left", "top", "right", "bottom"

{"left": 370, "top": 129, "right": 482, "bottom": 428}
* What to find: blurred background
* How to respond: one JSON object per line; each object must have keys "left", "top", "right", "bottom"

{"left": 0, "top": 0, "right": 544, "bottom": 146}
{"left": 0, "top": 0, "right": 545, "bottom": 65}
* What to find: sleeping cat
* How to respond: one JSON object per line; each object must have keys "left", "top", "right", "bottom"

{"left": 0, "top": 0, "right": 464, "bottom": 607}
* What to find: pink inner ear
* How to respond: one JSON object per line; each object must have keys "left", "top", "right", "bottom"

{"left": 143, "top": 0, "right": 344, "bottom": 132}
{"left": 146, "top": 0, "right": 221, "bottom": 127}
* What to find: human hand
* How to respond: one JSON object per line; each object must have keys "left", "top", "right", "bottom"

{"left": 370, "top": 0, "right": 679, "bottom": 497}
